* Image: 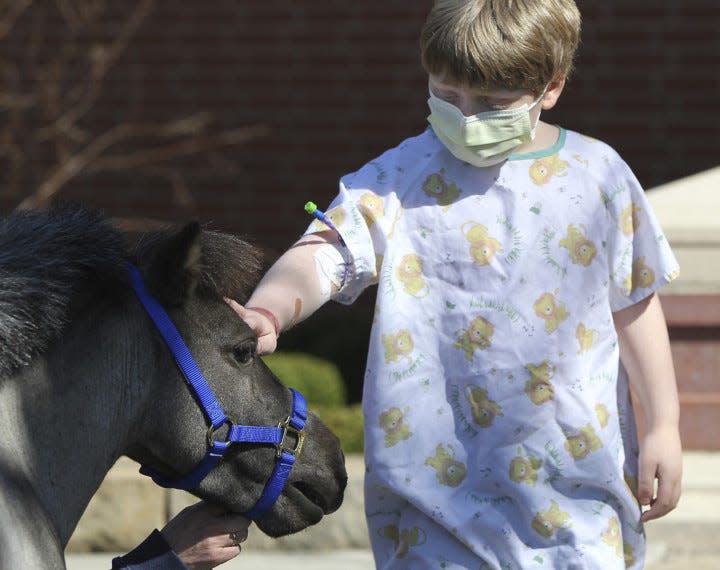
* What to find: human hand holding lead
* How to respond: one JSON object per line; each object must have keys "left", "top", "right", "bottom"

{"left": 160, "top": 501, "right": 250, "bottom": 570}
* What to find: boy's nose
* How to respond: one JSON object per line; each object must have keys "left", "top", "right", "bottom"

{"left": 456, "top": 99, "right": 475, "bottom": 117}
{"left": 456, "top": 98, "right": 489, "bottom": 117}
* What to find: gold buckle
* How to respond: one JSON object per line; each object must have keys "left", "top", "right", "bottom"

{"left": 276, "top": 416, "right": 305, "bottom": 459}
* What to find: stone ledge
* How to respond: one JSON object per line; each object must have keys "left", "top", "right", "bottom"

{"left": 67, "top": 458, "right": 166, "bottom": 553}
{"left": 647, "top": 167, "right": 720, "bottom": 295}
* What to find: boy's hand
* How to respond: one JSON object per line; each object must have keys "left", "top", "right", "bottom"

{"left": 225, "top": 298, "right": 279, "bottom": 355}
{"left": 638, "top": 423, "right": 682, "bottom": 522}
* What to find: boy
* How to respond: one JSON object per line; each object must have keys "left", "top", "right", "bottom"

{"left": 230, "top": 1, "right": 682, "bottom": 567}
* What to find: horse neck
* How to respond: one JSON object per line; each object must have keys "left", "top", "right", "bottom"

{"left": 0, "top": 299, "right": 154, "bottom": 546}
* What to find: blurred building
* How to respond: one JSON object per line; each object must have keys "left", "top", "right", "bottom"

{"left": 647, "top": 167, "right": 720, "bottom": 450}
{"left": 1, "top": 0, "right": 717, "bottom": 251}
{"left": 1, "top": 0, "right": 717, "bottom": 442}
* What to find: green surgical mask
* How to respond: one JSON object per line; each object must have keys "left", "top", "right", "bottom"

{"left": 427, "top": 87, "right": 546, "bottom": 168}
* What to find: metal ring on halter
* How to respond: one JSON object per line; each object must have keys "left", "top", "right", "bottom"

{"left": 206, "top": 417, "right": 235, "bottom": 448}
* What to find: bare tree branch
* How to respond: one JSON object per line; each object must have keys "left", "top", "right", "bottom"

{"left": 55, "top": 0, "right": 104, "bottom": 28}
{"left": 17, "top": 123, "right": 138, "bottom": 209}
{"left": 0, "top": 0, "right": 33, "bottom": 41}
{"left": 54, "top": 0, "right": 82, "bottom": 30}
{"left": 4, "top": 1, "right": 268, "bottom": 212}
{"left": 36, "top": 0, "right": 156, "bottom": 140}
{"left": 140, "top": 167, "right": 195, "bottom": 209}
{"left": 89, "top": 125, "right": 270, "bottom": 171}
{"left": 0, "top": 93, "right": 36, "bottom": 111}
{"left": 17, "top": 121, "right": 270, "bottom": 210}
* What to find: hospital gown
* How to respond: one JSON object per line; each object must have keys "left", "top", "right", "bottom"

{"left": 306, "top": 127, "right": 679, "bottom": 569}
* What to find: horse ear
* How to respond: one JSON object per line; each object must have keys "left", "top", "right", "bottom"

{"left": 141, "top": 222, "right": 203, "bottom": 306}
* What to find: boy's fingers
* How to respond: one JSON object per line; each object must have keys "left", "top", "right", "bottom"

{"left": 224, "top": 299, "right": 276, "bottom": 339}
{"left": 641, "top": 497, "right": 671, "bottom": 522}
{"left": 658, "top": 472, "right": 681, "bottom": 513}
{"left": 640, "top": 474, "right": 680, "bottom": 523}
{"left": 223, "top": 299, "right": 279, "bottom": 356}
{"left": 224, "top": 297, "right": 246, "bottom": 318}
{"left": 641, "top": 503, "right": 660, "bottom": 522}
{"left": 256, "top": 333, "right": 278, "bottom": 355}
{"left": 637, "top": 456, "right": 655, "bottom": 507}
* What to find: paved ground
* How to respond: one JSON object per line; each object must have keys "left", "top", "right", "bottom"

{"left": 66, "top": 549, "right": 374, "bottom": 569}
{"left": 65, "top": 528, "right": 719, "bottom": 569}
{"left": 644, "top": 523, "right": 720, "bottom": 570}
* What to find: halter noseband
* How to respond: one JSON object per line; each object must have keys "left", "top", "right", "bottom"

{"left": 128, "top": 263, "right": 306, "bottom": 520}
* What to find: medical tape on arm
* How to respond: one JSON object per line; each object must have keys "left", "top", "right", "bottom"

{"left": 313, "top": 242, "right": 352, "bottom": 303}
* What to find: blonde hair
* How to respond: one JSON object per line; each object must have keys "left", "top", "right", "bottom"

{"left": 420, "top": 0, "right": 581, "bottom": 95}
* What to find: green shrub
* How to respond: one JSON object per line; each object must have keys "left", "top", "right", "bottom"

{"left": 276, "top": 302, "right": 372, "bottom": 405}
{"left": 262, "top": 352, "right": 364, "bottom": 453}
{"left": 262, "top": 352, "right": 346, "bottom": 407}
{"left": 314, "top": 404, "right": 364, "bottom": 454}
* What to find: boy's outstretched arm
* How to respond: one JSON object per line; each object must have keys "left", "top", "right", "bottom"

{"left": 227, "top": 230, "right": 341, "bottom": 354}
{"left": 613, "top": 292, "right": 682, "bottom": 522}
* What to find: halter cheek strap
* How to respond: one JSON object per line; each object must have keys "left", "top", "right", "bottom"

{"left": 128, "top": 263, "right": 307, "bottom": 520}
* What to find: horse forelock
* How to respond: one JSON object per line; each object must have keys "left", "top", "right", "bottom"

{"left": 131, "top": 227, "right": 264, "bottom": 304}
{"left": 197, "top": 230, "right": 264, "bottom": 303}
{"left": 0, "top": 203, "right": 126, "bottom": 377}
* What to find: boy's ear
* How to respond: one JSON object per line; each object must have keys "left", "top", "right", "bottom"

{"left": 540, "top": 76, "right": 567, "bottom": 111}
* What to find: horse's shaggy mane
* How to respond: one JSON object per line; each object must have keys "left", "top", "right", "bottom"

{"left": 0, "top": 203, "right": 262, "bottom": 378}
{"left": 0, "top": 204, "right": 127, "bottom": 377}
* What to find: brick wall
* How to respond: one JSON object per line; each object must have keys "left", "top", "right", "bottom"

{"left": 2, "top": 0, "right": 717, "bottom": 255}
{"left": 2, "top": 0, "right": 717, "bottom": 443}
{"left": 557, "top": 1, "right": 719, "bottom": 192}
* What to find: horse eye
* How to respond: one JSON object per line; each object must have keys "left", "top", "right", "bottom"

{"left": 232, "top": 342, "right": 256, "bottom": 365}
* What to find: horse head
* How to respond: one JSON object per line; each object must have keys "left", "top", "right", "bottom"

{"left": 126, "top": 222, "right": 347, "bottom": 537}
{"left": 0, "top": 205, "right": 346, "bottom": 568}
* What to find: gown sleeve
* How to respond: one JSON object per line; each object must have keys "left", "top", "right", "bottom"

{"left": 303, "top": 160, "right": 403, "bottom": 305}
{"left": 605, "top": 159, "right": 680, "bottom": 312}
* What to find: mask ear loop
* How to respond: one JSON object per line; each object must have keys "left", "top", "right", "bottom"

{"left": 529, "top": 83, "right": 550, "bottom": 111}
{"left": 527, "top": 83, "right": 550, "bottom": 137}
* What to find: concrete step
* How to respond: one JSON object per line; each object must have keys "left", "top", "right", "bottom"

{"left": 646, "top": 523, "right": 720, "bottom": 569}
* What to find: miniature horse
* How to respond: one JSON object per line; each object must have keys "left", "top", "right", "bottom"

{"left": 0, "top": 204, "right": 346, "bottom": 568}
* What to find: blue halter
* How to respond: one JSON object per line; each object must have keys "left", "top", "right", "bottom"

{"left": 127, "top": 263, "right": 307, "bottom": 520}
